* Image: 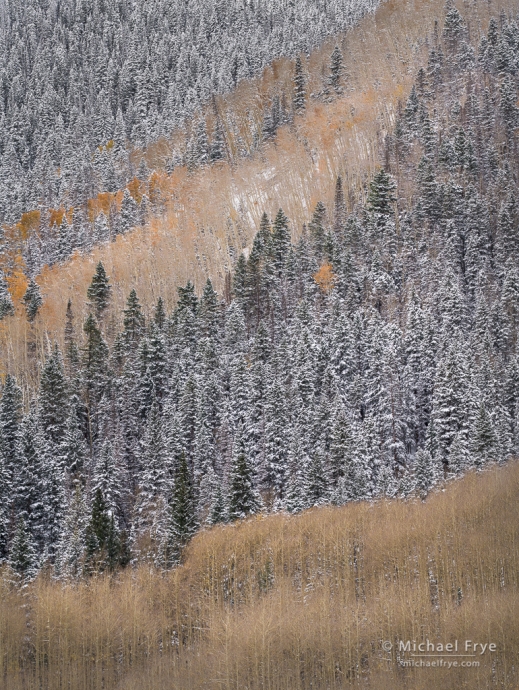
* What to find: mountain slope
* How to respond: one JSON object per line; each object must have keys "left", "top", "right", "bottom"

{"left": 2, "top": 462, "right": 519, "bottom": 689}
{"left": 2, "top": 0, "right": 514, "bottom": 384}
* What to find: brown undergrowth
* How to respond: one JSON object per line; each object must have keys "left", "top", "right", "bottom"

{"left": 1, "top": 461, "right": 518, "bottom": 689}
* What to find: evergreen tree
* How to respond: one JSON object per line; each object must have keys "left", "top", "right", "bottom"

{"left": 0, "top": 270, "right": 14, "bottom": 319}
{"left": 55, "top": 485, "right": 88, "bottom": 577}
{"left": 120, "top": 189, "right": 138, "bottom": 233}
{"left": 414, "top": 448, "right": 440, "bottom": 499}
{"left": 162, "top": 454, "right": 197, "bottom": 566}
{"left": 9, "top": 518, "right": 38, "bottom": 579}
{"left": 123, "top": 289, "right": 145, "bottom": 349}
{"left": 85, "top": 488, "right": 114, "bottom": 572}
{"left": 23, "top": 278, "right": 43, "bottom": 322}
{"left": 293, "top": 57, "right": 306, "bottom": 112}
{"left": 228, "top": 427, "right": 261, "bottom": 521}
{"left": 87, "top": 262, "right": 112, "bottom": 319}
{"left": 39, "top": 344, "right": 68, "bottom": 446}
{"left": 327, "top": 46, "right": 344, "bottom": 94}
{"left": 367, "top": 169, "right": 397, "bottom": 223}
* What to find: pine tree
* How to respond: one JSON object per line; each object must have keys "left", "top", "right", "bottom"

{"left": 123, "top": 289, "right": 145, "bottom": 350}
{"left": 210, "top": 118, "right": 226, "bottom": 162}
{"left": 87, "top": 262, "right": 112, "bottom": 319}
{"left": 306, "top": 452, "right": 329, "bottom": 507}
{"left": 228, "top": 427, "right": 261, "bottom": 521}
{"left": 471, "top": 403, "right": 498, "bottom": 467}
{"left": 23, "top": 278, "right": 43, "bottom": 322}
{"left": 162, "top": 453, "right": 197, "bottom": 566}
{"left": 153, "top": 296, "right": 167, "bottom": 331}
{"left": 55, "top": 485, "right": 88, "bottom": 577}
{"left": 333, "top": 176, "right": 346, "bottom": 234}
{"left": 39, "top": 344, "right": 68, "bottom": 446}
{"left": 293, "top": 56, "right": 306, "bottom": 112}
{"left": 327, "top": 46, "right": 344, "bottom": 94}
{"left": 207, "top": 475, "right": 227, "bottom": 525}
{"left": 9, "top": 517, "right": 39, "bottom": 579}
{"left": 0, "top": 269, "right": 14, "bottom": 319}
{"left": 0, "top": 375, "right": 23, "bottom": 493}
{"left": 120, "top": 189, "right": 138, "bottom": 233}
{"left": 85, "top": 488, "right": 113, "bottom": 572}
{"left": 414, "top": 448, "right": 440, "bottom": 499}
{"left": 271, "top": 208, "right": 291, "bottom": 275}
{"left": 367, "top": 169, "right": 397, "bottom": 224}
{"left": 82, "top": 314, "right": 109, "bottom": 438}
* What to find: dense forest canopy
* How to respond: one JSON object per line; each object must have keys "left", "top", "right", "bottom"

{"left": 0, "top": 0, "right": 379, "bottom": 228}
{"left": 0, "top": 4, "right": 519, "bottom": 579}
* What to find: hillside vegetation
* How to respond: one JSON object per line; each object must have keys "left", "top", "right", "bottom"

{"left": 2, "top": 0, "right": 517, "bottom": 384}
{"left": 2, "top": 462, "right": 518, "bottom": 689}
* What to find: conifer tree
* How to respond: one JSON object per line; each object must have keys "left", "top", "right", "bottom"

{"left": 123, "top": 289, "right": 145, "bottom": 349}
{"left": 22, "top": 278, "right": 43, "bottom": 322}
{"left": 153, "top": 296, "right": 167, "bottom": 331}
{"left": 55, "top": 485, "right": 88, "bottom": 577}
{"left": 87, "top": 262, "right": 112, "bottom": 319}
{"left": 120, "top": 189, "right": 138, "bottom": 233}
{"left": 0, "top": 270, "right": 14, "bottom": 319}
{"left": 210, "top": 118, "right": 226, "bottom": 162}
{"left": 367, "top": 169, "right": 397, "bottom": 225}
{"left": 39, "top": 344, "right": 68, "bottom": 446}
{"left": 162, "top": 453, "right": 197, "bottom": 566}
{"left": 9, "top": 518, "right": 38, "bottom": 579}
{"left": 293, "top": 57, "right": 306, "bottom": 112}
{"left": 414, "top": 448, "right": 439, "bottom": 499}
{"left": 328, "top": 46, "right": 344, "bottom": 94}
{"left": 85, "top": 488, "right": 113, "bottom": 572}
{"left": 228, "top": 427, "right": 261, "bottom": 521}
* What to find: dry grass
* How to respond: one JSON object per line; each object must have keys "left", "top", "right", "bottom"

{"left": 3, "top": 0, "right": 517, "bottom": 391}
{"left": 1, "top": 461, "right": 519, "bottom": 689}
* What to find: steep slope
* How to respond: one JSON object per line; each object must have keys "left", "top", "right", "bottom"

{"left": 2, "top": 462, "right": 519, "bottom": 689}
{"left": 2, "top": 0, "right": 515, "bottom": 385}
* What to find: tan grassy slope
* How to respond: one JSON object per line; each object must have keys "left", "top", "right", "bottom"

{"left": 2, "top": 462, "right": 519, "bottom": 690}
{"left": 2, "top": 0, "right": 516, "bottom": 389}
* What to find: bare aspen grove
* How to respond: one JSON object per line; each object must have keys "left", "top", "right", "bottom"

{"left": 1, "top": 463, "right": 519, "bottom": 689}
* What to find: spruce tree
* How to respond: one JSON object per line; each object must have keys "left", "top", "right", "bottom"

{"left": 163, "top": 453, "right": 197, "bottom": 566}
{"left": 228, "top": 428, "right": 261, "bottom": 521}
{"left": 85, "top": 488, "right": 113, "bottom": 572}
{"left": 39, "top": 344, "right": 68, "bottom": 445}
{"left": 0, "top": 270, "right": 14, "bottom": 319}
{"left": 123, "top": 289, "right": 145, "bottom": 349}
{"left": 55, "top": 485, "right": 88, "bottom": 578}
{"left": 153, "top": 296, "right": 167, "bottom": 331}
{"left": 367, "top": 169, "right": 397, "bottom": 225}
{"left": 414, "top": 448, "right": 440, "bottom": 499}
{"left": 328, "top": 46, "right": 344, "bottom": 94}
{"left": 9, "top": 518, "right": 38, "bottom": 579}
{"left": 87, "top": 262, "right": 112, "bottom": 319}
{"left": 22, "top": 278, "right": 43, "bottom": 322}
{"left": 293, "top": 56, "right": 306, "bottom": 112}
{"left": 120, "top": 189, "right": 138, "bottom": 233}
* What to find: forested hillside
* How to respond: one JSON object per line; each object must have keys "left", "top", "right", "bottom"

{"left": 0, "top": 0, "right": 379, "bottom": 226}
{"left": 1, "top": 3, "right": 518, "bottom": 578}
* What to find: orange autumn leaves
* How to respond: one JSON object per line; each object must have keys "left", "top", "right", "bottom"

{"left": 314, "top": 262, "right": 336, "bottom": 293}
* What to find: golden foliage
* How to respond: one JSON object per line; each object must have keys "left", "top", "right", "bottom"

{"left": 1, "top": 463, "right": 519, "bottom": 689}
{"left": 87, "top": 192, "right": 117, "bottom": 221}
{"left": 17, "top": 210, "right": 40, "bottom": 240}
{"left": 127, "top": 177, "right": 143, "bottom": 203}
{"left": 6, "top": 257, "right": 28, "bottom": 303}
{"left": 314, "top": 262, "right": 336, "bottom": 293}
